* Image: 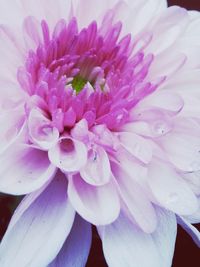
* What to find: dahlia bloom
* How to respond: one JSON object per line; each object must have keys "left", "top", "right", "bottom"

{"left": 0, "top": 0, "right": 200, "bottom": 266}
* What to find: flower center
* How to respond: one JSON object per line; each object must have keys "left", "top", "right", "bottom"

{"left": 18, "top": 17, "right": 161, "bottom": 132}
{"left": 71, "top": 75, "right": 88, "bottom": 93}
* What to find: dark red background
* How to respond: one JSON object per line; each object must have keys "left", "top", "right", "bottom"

{"left": 0, "top": 1, "right": 199, "bottom": 267}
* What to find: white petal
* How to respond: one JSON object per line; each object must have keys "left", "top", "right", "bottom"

{"left": 98, "top": 208, "right": 176, "bottom": 267}
{"left": 48, "top": 137, "right": 87, "bottom": 172}
{"left": 118, "top": 132, "right": 152, "bottom": 164}
{"left": 160, "top": 132, "right": 200, "bottom": 172}
{"left": 127, "top": 0, "right": 167, "bottom": 36}
{"left": 28, "top": 108, "right": 59, "bottom": 150}
{"left": 48, "top": 215, "right": 92, "bottom": 267}
{"left": 148, "top": 160, "right": 198, "bottom": 215}
{"left": 0, "top": 172, "right": 75, "bottom": 267}
{"left": 80, "top": 145, "right": 111, "bottom": 186}
{"left": 0, "top": 143, "right": 56, "bottom": 195}
{"left": 184, "top": 197, "right": 200, "bottom": 224}
{"left": 68, "top": 173, "right": 120, "bottom": 225}
{"left": 0, "top": 106, "right": 25, "bottom": 154}
{"left": 112, "top": 162, "right": 157, "bottom": 233}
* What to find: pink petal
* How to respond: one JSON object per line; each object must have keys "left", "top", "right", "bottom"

{"left": 148, "top": 160, "right": 198, "bottom": 215}
{"left": 0, "top": 143, "right": 56, "bottom": 195}
{"left": 48, "top": 137, "right": 87, "bottom": 172}
{"left": 48, "top": 215, "right": 92, "bottom": 267}
{"left": 68, "top": 173, "right": 120, "bottom": 225}
{"left": 0, "top": 172, "right": 75, "bottom": 267}
{"left": 98, "top": 208, "right": 176, "bottom": 267}
{"left": 80, "top": 145, "right": 111, "bottom": 186}
{"left": 28, "top": 108, "right": 59, "bottom": 150}
{"left": 112, "top": 162, "right": 157, "bottom": 233}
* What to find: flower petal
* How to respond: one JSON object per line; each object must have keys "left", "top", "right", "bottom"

{"left": 118, "top": 132, "right": 152, "bottom": 164}
{"left": 0, "top": 106, "right": 25, "bottom": 154}
{"left": 80, "top": 145, "right": 111, "bottom": 186}
{"left": 0, "top": 172, "right": 75, "bottom": 267}
{"left": 160, "top": 132, "right": 200, "bottom": 172}
{"left": 148, "top": 160, "right": 198, "bottom": 215}
{"left": 112, "top": 162, "right": 157, "bottom": 233}
{"left": 98, "top": 208, "right": 176, "bottom": 267}
{"left": 68, "top": 173, "right": 120, "bottom": 225}
{"left": 48, "top": 214, "right": 92, "bottom": 267}
{"left": 48, "top": 137, "right": 87, "bottom": 172}
{"left": 0, "top": 143, "right": 56, "bottom": 195}
{"left": 28, "top": 108, "right": 59, "bottom": 150}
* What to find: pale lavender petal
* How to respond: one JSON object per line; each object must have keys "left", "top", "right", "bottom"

{"left": 98, "top": 208, "right": 176, "bottom": 267}
{"left": 112, "top": 161, "right": 157, "bottom": 233}
{"left": 80, "top": 145, "right": 111, "bottom": 186}
{"left": 0, "top": 105, "right": 25, "bottom": 154}
{"left": 68, "top": 173, "right": 120, "bottom": 225}
{"left": 0, "top": 172, "right": 75, "bottom": 267}
{"left": 48, "top": 137, "right": 87, "bottom": 172}
{"left": 28, "top": 108, "right": 59, "bottom": 150}
{"left": 148, "top": 160, "right": 198, "bottom": 215}
{"left": 184, "top": 197, "right": 200, "bottom": 224}
{"left": 0, "top": 143, "right": 56, "bottom": 195}
{"left": 160, "top": 132, "right": 200, "bottom": 172}
{"left": 48, "top": 214, "right": 92, "bottom": 267}
{"left": 118, "top": 132, "right": 152, "bottom": 164}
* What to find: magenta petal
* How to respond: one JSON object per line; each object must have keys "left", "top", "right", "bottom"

{"left": 0, "top": 143, "right": 56, "bottom": 195}
{"left": 68, "top": 173, "right": 120, "bottom": 225}
{"left": 0, "top": 172, "right": 75, "bottom": 267}
{"left": 98, "top": 208, "right": 177, "bottom": 267}
{"left": 48, "top": 214, "right": 92, "bottom": 267}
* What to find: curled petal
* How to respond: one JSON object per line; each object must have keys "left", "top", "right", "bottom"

{"left": 28, "top": 108, "right": 59, "bottom": 150}
{"left": 48, "top": 137, "right": 87, "bottom": 172}
{"left": 80, "top": 145, "right": 111, "bottom": 186}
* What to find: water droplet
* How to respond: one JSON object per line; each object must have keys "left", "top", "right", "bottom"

{"left": 152, "top": 121, "right": 169, "bottom": 136}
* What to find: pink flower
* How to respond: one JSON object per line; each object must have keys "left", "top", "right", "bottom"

{"left": 0, "top": 0, "right": 200, "bottom": 266}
